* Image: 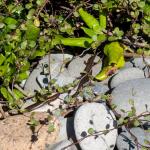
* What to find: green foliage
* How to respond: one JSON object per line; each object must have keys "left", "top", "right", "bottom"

{"left": 95, "top": 42, "right": 125, "bottom": 80}
{"left": 0, "top": 0, "right": 149, "bottom": 110}
{"left": 88, "top": 128, "right": 95, "bottom": 135}
{"left": 28, "top": 112, "right": 40, "bottom": 127}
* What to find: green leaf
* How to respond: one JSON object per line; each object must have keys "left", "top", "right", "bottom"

{"left": 144, "top": 115, "right": 150, "bottom": 121}
{"left": 34, "top": 18, "right": 40, "bottom": 27}
{"left": 95, "top": 46, "right": 124, "bottom": 80}
{"left": 138, "top": 1, "right": 145, "bottom": 8}
{"left": 5, "top": 53, "right": 16, "bottom": 64}
{"left": 28, "top": 40, "right": 36, "bottom": 48}
{"left": 118, "top": 117, "right": 124, "bottom": 125}
{"left": 128, "top": 111, "right": 134, "bottom": 117}
{"left": 0, "top": 23, "right": 5, "bottom": 28}
{"left": 13, "top": 89, "right": 24, "bottom": 100}
{"left": 48, "top": 123, "right": 55, "bottom": 133}
{"left": 93, "top": 4, "right": 99, "bottom": 10}
{"left": 4, "top": 17, "right": 18, "bottom": 25}
{"left": 21, "top": 40, "right": 28, "bottom": 49}
{"left": 26, "top": 23, "right": 40, "bottom": 41}
{"left": 61, "top": 37, "right": 93, "bottom": 48}
{"left": 97, "top": 34, "right": 107, "bottom": 42}
{"left": 95, "top": 66, "right": 114, "bottom": 81}
{"left": 0, "top": 87, "right": 14, "bottom": 102}
{"left": 132, "top": 23, "right": 140, "bottom": 34}
{"left": 28, "top": 118, "right": 40, "bottom": 127}
{"left": 104, "top": 42, "right": 124, "bottom": 65}
{"left": 88, "top": 128, "right": 94, "bottom": 135}
{"left": 133, "top": 119, "right": 140, "bottom": 127}
{"left": 30, "top": 49, "right": 46, "bottom": 59}
{"left": 27, "top": 9, "right": 35, "bottom": 19}
{"left": 81, "top": 27, "right": 96, "bottom": 37}
{"left": 78, "top": 8, "right": 100, "bottom": 32}
{"left": 16, "top": 71, "right": 29, "bottom": 81}
{"left": 113, "top": 27, "right": 124, "bottom": 37}
{"left": 108, "top": 36, "right": 118, "bottom": 41}
{"left": 92, "top": 38, "right": 106, "bottom": 49}
{"left": 36, "top": 0, "right": 45, "bottom": 6}
{"left": 104, "top": 42, "right": 123, "bottom": 65}
{"left": 0, "top": 65, "right": 9, "bottom": 76}
{"left": 20, "top": 60, "right": 30, "bottom": 71}
{"left": 59, "top": 21, "right": 74, "bottom": 35}
{"left": 116, "top": 56, "right": 125, "bottom": 68}
{"left": 99, "top": 12, "right": 107, "bottom": 29}
{"left": 25, "top": 3, "right": 33, "bottom": 9}
{"left": 0, "top": 54, "right": 6, "bottom": 65}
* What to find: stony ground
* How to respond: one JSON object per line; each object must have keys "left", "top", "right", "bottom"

{"left": 0, "top": 53, "right": 150, "bottom": 150}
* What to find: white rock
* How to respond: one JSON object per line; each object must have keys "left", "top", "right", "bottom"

{"left": 110, "top": 68, "right": 145, "bottom": 88}
{"left": 55, "top": 69, "right": 75, "bottom": 87}
{"left": 24, "top": 68, "right": 41, "bottom": 94}
{"left": 24, "top": 54, "right": 73, "bottom": 94}
{"left": 111, "top": 78, "right": 150, "bottom": 116}
{"left": 74, "top": 102, "right": 118, "bottom": 150}
{"left": 68, "top": 54, "right": 102, "bottom": 78}
{"left": 125, "top": 58, "right": 150, "bottom": 77}
{"left": 36, "top": 74, "right": 50, "bottom": 88}
{"left": 68, "top": 57, "right": 86, "bottom": 78}
{"left": 92, "top": 82, "right": 109, "bottom": 95}
{"left": 117, "top": 127, "right": 150, "bottom": 150}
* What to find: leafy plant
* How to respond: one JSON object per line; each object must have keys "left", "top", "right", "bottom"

{"left": 0, "top": 0, "right": 149, "bottom": 109}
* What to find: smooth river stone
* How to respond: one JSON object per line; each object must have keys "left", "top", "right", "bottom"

{"left": 110, "top": 68, "right": 145, "bottom": 88}
{"left": 125, "top": 57, "right": 150, "bottom": 77}
{"left": 68, "top": 54, "right": 102, "bottom": 78}
{"left": 74, "top": 102, "right": 118, "bottom": 150}
{"left": 117, "top": 127, "right": 150, "bottom": 150}
{"left": 24, "top": 54, "right": 73, "bottom": 94}
{"left": 92, "top": 82, "right": 109, "bottom": 95}
{"left": 111, "top": 78, "right": 150, "bottom": 116}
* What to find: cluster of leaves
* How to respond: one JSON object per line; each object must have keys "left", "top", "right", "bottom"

{"left": 0, "top": 0, "right": 61, "bottom": 108}
{"left": 0, "top": 0, "right": 150, "bottom": 110}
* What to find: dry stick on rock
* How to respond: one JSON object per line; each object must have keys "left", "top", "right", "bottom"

{"left": 26, "top": 93, "right": 60, "bottom": 111}
{"left": 72, "top": 55, "right": 96, "bottom": 97}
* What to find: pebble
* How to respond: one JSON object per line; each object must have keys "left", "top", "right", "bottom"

{"left": 92, "top": 82, "right": 109, "bottom": 95}
{"left": 74, "top": 102, "right": 117, "bottom": 150}
{"left": 68, "top": 54, "right": 102, "bottom": 78}
{"left": 110, "top": 68, "right": 145, "bottom": 88}
{"left": 125, "top": 57, "right": 150, "bottom": 77}
{"left": 24, "top": 54, "right": 73, "bottom": 94}
{"left": 117, "top": 127, "right": 150, "bottom": 150}
{"left": 111, "top": 78, "right": 150, "bottom": 116}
